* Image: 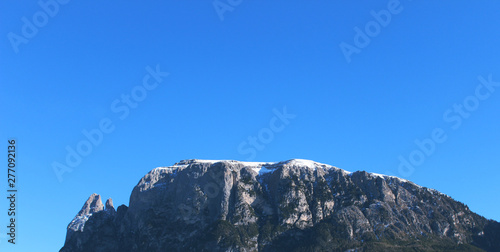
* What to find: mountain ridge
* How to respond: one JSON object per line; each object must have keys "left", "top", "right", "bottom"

{"left": 60, "top": 159, "right": 500, "bottom": 251}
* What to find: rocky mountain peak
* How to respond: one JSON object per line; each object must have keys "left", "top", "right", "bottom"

{"left": 60, "top": 159, "right": 500, "bottom": 252}
{"left": 76, "top": 193, "right": 104, "bottom": 217}
{"left": 105, "top": 198, "right": 115, "bottom": 212}
{"left": 64, "top": 193, "right": 105, "bottom": 244}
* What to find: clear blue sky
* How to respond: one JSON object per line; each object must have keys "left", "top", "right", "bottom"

{"left": 1, "top": 1, "right": 500, "bottom": 251}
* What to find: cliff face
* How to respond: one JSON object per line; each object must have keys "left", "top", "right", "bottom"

{"left": 60, "top": 159, "right": 500, "bottom": 252}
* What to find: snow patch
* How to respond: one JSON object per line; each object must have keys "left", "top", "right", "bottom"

{"left": 239, "top": 161, "right": 272, "bottom": 167}
{"left": 186, "top": 159, "right": 224, "bottom": 164}
{"left": 343, "top": 169, "right": 353, "bottom": 175}
{"left": 251, "top": 166, "right": 275, "bottom": 176}
{"left": 286, "top": 159, "right": 318, "bottom": 168}
{"left": 370, "top": 172, "right": 408, "bottom": 182}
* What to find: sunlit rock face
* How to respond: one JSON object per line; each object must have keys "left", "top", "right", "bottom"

{"left": 60, "top": 159, "right": 500, "bottom": 252}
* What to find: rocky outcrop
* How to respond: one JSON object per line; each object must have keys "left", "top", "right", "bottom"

{"left": 105, "top": 198, "right": 115, "bottom": 213}
{"left": 64, "top": 193, "right": 104, "bottom": 244}
{"left": 60, "top": 159, "right": 500, "bottom": 251}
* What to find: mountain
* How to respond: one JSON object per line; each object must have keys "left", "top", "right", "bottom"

{"left": 60, "top": 159, "right": 500, "bottom": 251}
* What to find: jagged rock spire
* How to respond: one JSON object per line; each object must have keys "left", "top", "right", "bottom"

{"left": 77, "top": 193, "right": 104, "bottom": 216}
{"left": 105, "top": 198, "right": 115, "bottom": 213}
{"left": 67, "top": 193, "right": 104, "bottom": 233}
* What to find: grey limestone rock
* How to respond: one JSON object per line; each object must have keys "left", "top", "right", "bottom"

{"left": 60, "top": 159, "right": 500, "bottom": 252}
